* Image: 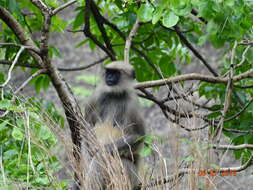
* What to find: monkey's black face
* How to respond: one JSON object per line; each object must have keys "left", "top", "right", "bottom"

{"left": 105, "top": 69, "right": 121, "bottom": 86}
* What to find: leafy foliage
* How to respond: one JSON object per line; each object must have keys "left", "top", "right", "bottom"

{"left": 0, "top": 93, "right": 66, "bottom": 189}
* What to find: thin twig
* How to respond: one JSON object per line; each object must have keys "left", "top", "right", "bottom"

{"left": 0, "top": 43, "right": 39, "bottom": 54}
{"left": 234, "top": 84, "right": 253, "bottom": 89}
{"left": 214, "top": 41, "right": 237, "bottom": 143}
{"left": 52, "top": 0, "right": 77, "bottom": 15}
{"left": 83, "top": 0, "right": 115, "bottom": 60}
{"left": 212, "top": 144, "right": 253, "bottom": 150}
{"left": 30, "top": 0, "right": 51, "bottom": 15}
{"left": 235, "top": 45, "right": 251, "bottom": 68}
{"left": 238, "top": 41, "right": 253, "bottom": 46}
{"left": 124, "top": 19, "right": 140, "bottom": 64}
{"left": 90, "top": 0, "right": 115, "bottom": 59}
{"left": 0, "top": 46, "right": 25, "bottom": 88}
{"left": 172, "top": 25, "right": 218, "bottom": 77}
{"left": 0, "top": 69, "right": 46, "bottom": 118}
{"left": 224, "top": 97, "right": 253, "bottom": 122}
{"left": 223, "top": 128, "right": 253, "bottom": 134}
{"left": 14, "top": 69, "right": 47, "bottom": 94}
{"left": 0, "top": 56, "right": 108, "bottom": 71}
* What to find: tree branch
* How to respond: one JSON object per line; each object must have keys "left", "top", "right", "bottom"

{"left": 173, "top": 26, "right": 218, "bottom": 76}
{"left": 90, "top": 0, "right": 115, "bottom": 59}
{"left": 213, "top": 144, "right": 253, "bottom": 150}
{"left": 224, "top": 98, "right": 253, "bottom": 122}
{"left": 214, "top": 41, "right": 236, "bottom": 142}
{"left": 83, "top": 0, "right": 115, "bottom": 60}
{"left": 0, "top": 6, "right": 42, "bottom": 65}
{"left": 124, "top": 19, "right": 140, "bottom": 64}
{"left": 30, "top": 0, "right": 51, "bottom": 15}
{"left": 52, "top": 0, "right": 77, "bottom": 16}
{"left": 0, "top": 46, "right": 25, "bottom": 88}
{"left": 135, "top": 70, "right": 253, "bottom": 89}
{"left": 238, "top": 41, "right": 253, "bottom": 46}
{"left": 0, "top": 56, "right": 108, "bottom": 71}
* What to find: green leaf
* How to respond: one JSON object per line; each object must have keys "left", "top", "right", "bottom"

{"left": 139, "top": 144, "right": 153, "bottom": 157}
{"left": 75, "top": 39, "right": 88, "bottom": 48}
{"left": 152, "top": 7, "right": 164, "bottom": 24}
{"left": 172, "top": 3, "right": 192, "bottom": 16}
{"left": 49, "top": 46, "right": 61, "bottom": 58}
{"left": 143, "top": 135, "right": 153, "bottom": 144}
{"left": 210, "top": 104, "right": 223, "bottom": 111}
{"left": 33, "top": 75, "right": 44, "bottom": 93}
{"left": 73, "top": 9, "right": 84, "bottom": 30}
{"left": 162, "top": 11, "right": 179, "bottom": 28}
{"left": 225, "top": 0, "right": 235, "bottom": 7}
{"left": 137, "top": 4, "right": 154, "bottom": 22}
{"left": 38, "top": 126, "right": 52, "bottom": 140}
{"left": 207, "top": 111, "right": 222, "bottom": 119}
{"left": 182, "top": 156, "right": 195, "bottom": 162}
{"left": 0, "top": 72, "right": 5, "bottom": 83}
{"left": 0, "top": 99, "right": 12, "bottom": 109}
{"left": 159, "top": 55, "right": 176, "bottom": 76}
{"left": 12, "top": 127, "right": 24, "bottom": 141}
{"left": 7, "top": 0, "right": 17, "bottom": 12}
{"left": 31, "top": 74, "right": 50, "bottom": 93}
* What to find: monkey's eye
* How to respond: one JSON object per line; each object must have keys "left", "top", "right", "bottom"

{"left": 105, "top": 69, "right": 121, "bottom": 86}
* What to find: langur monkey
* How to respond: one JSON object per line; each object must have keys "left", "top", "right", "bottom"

{"left": 78, "top": 61, "right": 145, "bottom": 190}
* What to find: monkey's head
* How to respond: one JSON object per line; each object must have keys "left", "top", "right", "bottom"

{"left": 99, "top": 61, "right": 136, "bottom": 94}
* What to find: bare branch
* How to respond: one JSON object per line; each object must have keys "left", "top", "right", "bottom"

{"left": 30, "top": 0, "right": 51, "bottom": 14}
{"left": 83, "top": 0, "right": 115, "bottom": 60}
{"left": 0, "top": 46, "right": 25, "bottom": 88}
{"left": 213, "top": 144, "right": 253, "bottom": 150}
{"left": 14, "top": 69, "right": 47, "bottom": 94}
{"left": 0, "top": 43, "right": 39, "bottom": 54}
{"left": 90, "top": 0, "right": 115, "bottom": 59}
{"left": 238, "top": 41, "right": 253, "bottom": 46}
{"left": 138, "top": 88, "right": 210, "bottom": 132}
{"left": 0, "top": 56, "right": 108, "bottom": 71}
{"left": 235, "top": 84, "right": 253, "bottom": 89}
{"left": 235, "top": 45, "right": 251, "bottom": 68}
{"left": 124, "top": 19, "right": 140, "bottom": 64}
{"left": 132, "top": 46, "right": 164, "bottom": 78}
{"left": 223, "top": 128, "right": 253, "bottom": 134}
{"left": 191, "top": 9, "right": 207, "bottom": 23}
{"left": 214, "top": 41, "right": 237, "bottom": 142}
{"left": 52, "top": 0, "right": 77, "bottom": 15}
{"left": 135, "top": 70, "right": 253, "bottom": 89}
